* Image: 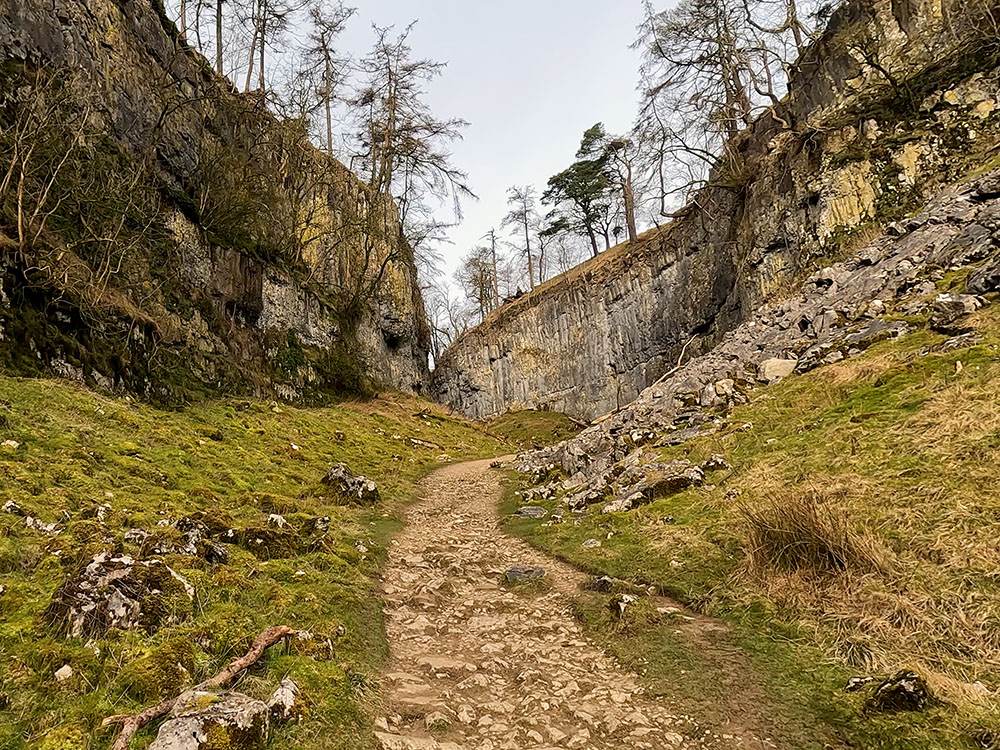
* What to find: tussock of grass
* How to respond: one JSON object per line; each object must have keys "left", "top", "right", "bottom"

{"left": 739, "top": 489, "right": 886, "bottom": 575}
{"left": 0, "top": 379, "right": 503, "bottom": 749}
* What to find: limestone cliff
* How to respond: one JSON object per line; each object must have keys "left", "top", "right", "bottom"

{"left": 0, "top": 0, "right": 430, "bottom": 401}
{"left": 432, "top": 0, "right": 1000, "bottom": 421}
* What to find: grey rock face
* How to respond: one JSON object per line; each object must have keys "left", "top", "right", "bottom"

{"left": 322, "top": 463, "right": 381, "bottom": 505}
{"left": 46, "top": 553, "right": 194, "bottom": 638}
{"left": 0, "top": 0, "right": 430, "bottom": 398}
{"left": 432, "top": 15, "right": 1000, "bottom": 421}
{"left": 148, "top": 691, "right": 270, "bottom": 750}
{"left": 511, "top": 174, "right": 1000, "bottom": 516}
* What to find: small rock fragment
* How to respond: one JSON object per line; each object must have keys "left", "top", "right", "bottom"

{"left": 504, "top": 565, "right": 546, "bottom": 584}
{"left": 267, "top": 677, "right": 304, "bottom": 723}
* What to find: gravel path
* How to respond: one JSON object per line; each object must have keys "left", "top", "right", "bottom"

{"left": 375, "top": 459, "right": 769, "bottom": 750}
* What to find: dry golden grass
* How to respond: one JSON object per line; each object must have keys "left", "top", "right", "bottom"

{"left": 738, "top": 486, "right": 887, "bottom": 575}
{"left": 816, "top": 348, "right": 912, "bottom": 386}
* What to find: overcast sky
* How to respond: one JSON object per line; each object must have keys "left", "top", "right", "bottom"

{"left": 332, "top": 1, "right": 648, "bottom": 281}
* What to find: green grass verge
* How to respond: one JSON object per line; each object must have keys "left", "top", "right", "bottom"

{"left": 0, "top": 379, "right": 505, "bottom": 749}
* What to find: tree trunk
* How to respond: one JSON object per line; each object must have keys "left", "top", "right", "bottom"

{"left": 258, "top": 13, "right": 266, "bottom": 91}
{"left": 180, "top": 0, "right": 188, "bottom": 41}
{"left": 323, "top": 48, "right": 334, "bottom": 157}
{"left": 216, "top": 0, "right": 223, "bottom": 75}
{"left": 623, "top": 171, "right": 638, "bottom": 243}
{"left": 244, "top": 3, "right": 258, "bottom": 93}
{"left": 585, "top": 222, "right": 599, "bottom": 258}
{"left": 523, "top": 219, "right": 534, "bottom": 289}
{"left": 490, "top": 232, "right": 500, "bottom": 306}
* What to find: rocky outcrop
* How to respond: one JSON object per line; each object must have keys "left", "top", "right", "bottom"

{"left": 0, "top": 0, "right": 430, "bottom": 400}
{"left": 46, "top": 553, "right": 195, "bottom": 639}
{"left": 433, "top": 0, "right": 1000, "bottom": 420}
{"left": 514, "top": 170, "right": 1000, "bottom": 501}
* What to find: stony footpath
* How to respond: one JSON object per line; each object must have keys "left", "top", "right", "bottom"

{"left": 375, "top": 459, "right": 773, "bottom": 750}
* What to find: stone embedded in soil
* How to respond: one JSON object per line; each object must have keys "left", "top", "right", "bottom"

{"left": 267, "top": 677, "right": 304, "bottom": 723}
{"left": 865, "top": 670, "right": 931, "bottom": 712}
{"left": 930, "top": 292, "right": 983, "bottom": 333}
{"left": 504, "top": 565, "right": 546, "bottom": 583}
{"left": 322, "top": 462, "right": 381, "bottom": 505}
{"left": 46, "top": 553, "right": 194, "bottom": 638}
{"left": 148, "top": 691, "right": 270, "bottom": 750}
{"left": 513, "top": 506, "right": 547, "bottom": 519}
{"left": 758, "top": 358, "right": 798, "bottom": 383}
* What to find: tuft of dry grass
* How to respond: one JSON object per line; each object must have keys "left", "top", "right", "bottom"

{"left": 739, "top": 488, "right": 887, "bottom": 576}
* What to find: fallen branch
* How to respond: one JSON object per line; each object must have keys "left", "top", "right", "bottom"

{"left": 650, "top": 335, "right": 698, "bottom": 388}
{"left": 103, "top": 625, "right": 296, "bottom": 750}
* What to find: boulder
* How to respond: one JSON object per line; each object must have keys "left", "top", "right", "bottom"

{"left": 46, "top": 553, "right": 194, "bottom": 638}
{"left": 930, "top": 292, "right": 983, "bottom": 333}
{"left": 646, "top": 466, "right": 704, "bottom": 497}
{"left": 702, "top": 454, "right": 731, "bottom": 471}
{"left": 513, "top": 506, "right": 547, "bottom": 519}
{"left": 148, "top": 691, "right": 270, "bottom": 750}
{"left": 322, "top": 463, "right": 381, "bottom": 505}
{"left": 967, "top": 257, "right": 1000, "bottom": 295}
{"left": 601, "top": 490, "right": 645, "bottom": 514}
{"left": 758, "top": 358, "right": 798, "bottom": 383}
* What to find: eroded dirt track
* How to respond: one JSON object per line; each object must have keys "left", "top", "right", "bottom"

{"left": 375, "top": 459, "right": 772, "bottom": 750}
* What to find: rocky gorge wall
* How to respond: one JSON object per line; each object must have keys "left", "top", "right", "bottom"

{"left": 432, "top": 0, "right": 1000, "bottom": 421}
{"left": 0, "top": 0, "right": 430, "bottom": 401}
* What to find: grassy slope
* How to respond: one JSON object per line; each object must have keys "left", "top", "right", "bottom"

{"left": 505, "top": 291, "right": 1000, "bottom": 748}
{"left": 487, "top": 410, "right": 582, "bottom": 450}
{"left": 0, "top": 381, "right": 514, "bottom": 750}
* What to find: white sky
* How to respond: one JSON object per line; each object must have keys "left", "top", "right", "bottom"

{"left": 332, "top": 1, "right": 648, "bottom": 280}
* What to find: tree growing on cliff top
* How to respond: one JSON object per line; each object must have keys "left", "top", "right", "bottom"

{"left": 455, "top": 245, "right": 499, "bottom": 323}
{"left": 348, "top": 23, "right": 474, "bottom": 236}
{"left": 303, "top": 1, "right": 356, "bottom": 157}
{"left": 501, "top": 185, "right": 540, "bottom": 289}
{"left": 542, "top": 125, "right": 613, "bottom": 258}
{"left": 633, "top": 0, "right": 820, "bottom": 213}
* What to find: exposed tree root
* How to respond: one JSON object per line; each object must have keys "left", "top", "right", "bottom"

{"left": 102, "top": 624, "right": 296, "bottom": 750}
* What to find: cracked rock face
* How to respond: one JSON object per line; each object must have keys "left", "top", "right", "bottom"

{"left": 433, "top": 27, "right": 1000, "bottom": 423}
{"left": 45, "top": 553, "right": 194, "bottom": 639}
{"left": 148, "top": 691, "right": 270, "bottom": 750}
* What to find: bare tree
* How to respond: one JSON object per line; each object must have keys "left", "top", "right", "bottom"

{"left": 349, "top": 23, "right": 474, "bottom": 234}
{"left": 456, "top": 246, "right": 498, "bottom": 323}
{"left": 304, "top": 0, "right": 356, "bottom": 157}
{"left": 242, "top": 0, "right": 295, "bottom": 93}
{"left": 501, "top": 185, "right": 539, "bottom": 289}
